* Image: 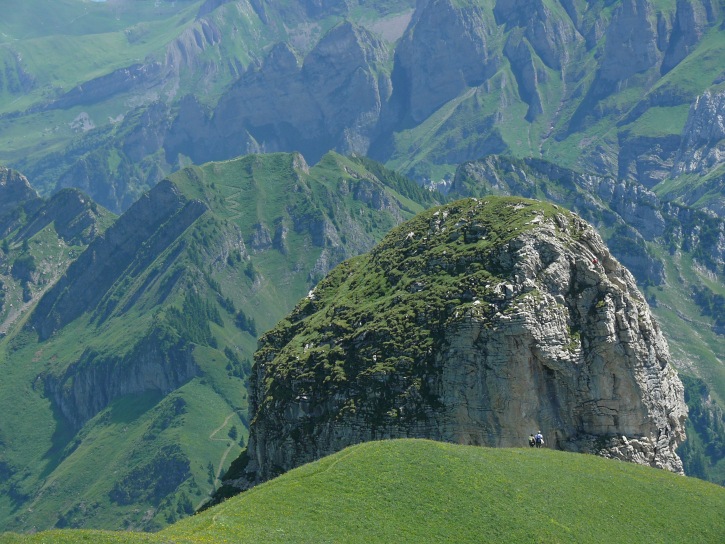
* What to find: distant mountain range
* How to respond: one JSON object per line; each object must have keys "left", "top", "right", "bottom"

{"left": 0, "top": 0, "right": 723, "bottom": 534}
{"left": 2, "top": 1, "right": 724, "bottom": 215}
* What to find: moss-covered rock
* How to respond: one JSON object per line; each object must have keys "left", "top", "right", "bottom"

{"left": 221, "top": 196, "right": 687, "bottom": 497}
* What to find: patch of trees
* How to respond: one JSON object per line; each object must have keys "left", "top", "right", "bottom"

{"left": 692, "top": 285, "right": 725, "bottom": 331}
{"left": 678, "top": 375, "right": 725, "bottom": 484}
{"left": 165, "top": 292, "right": 222, "bottom": 347}
{"left": 224, "top": 346, "right": 252, "bottom": 379}
{"left": 234, "top": 309, "right": 257, "bottom": 336}
{"left": 11, "top": 253, "right": 35, "bottom": 281}
{"left": 109, "top": 445, "right": 190, "bottom": 505}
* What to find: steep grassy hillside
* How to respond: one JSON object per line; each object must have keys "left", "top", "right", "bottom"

{"left": 3, "top": 440, "right": 725, "bottom": 543}
{"left": 0, "top": 170, "right": 114, "bottom": 335}
{"left": 0, "top": 152, "right": 438, "bottom": 532}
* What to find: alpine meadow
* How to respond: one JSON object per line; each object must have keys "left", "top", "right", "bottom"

{"left": 0, "top": 0, "right": 724, "bottom": 541}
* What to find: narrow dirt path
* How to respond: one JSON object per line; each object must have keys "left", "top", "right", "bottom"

{"left": 195, "top": 411, "right": 241, "bottom": 511}
{"left": 221, "top": 185, "right": 243, "bottom": 221}
{"left": 209, "top": 411, "right": 237, "bottom": 441}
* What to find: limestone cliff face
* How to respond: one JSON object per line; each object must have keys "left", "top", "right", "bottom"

{"left": 226, "top": 197, "right": 686, "bottom": 492}
{"left": 662, "top": 0, "right": 719, "bottom": 74}
{"left": 391, "top": 0, "right": 500, "bottom": 124}
{"left": 668, "top": 89, "right": 725, "bottom": 214}
{"left": 207, "top": 21, "right": 390, "bottom": 163}
{"left": 45, "top": 339, "right": 197, "bottom": 430}
{"left": 673, "top": 90, "right": 725, "bottom": 176}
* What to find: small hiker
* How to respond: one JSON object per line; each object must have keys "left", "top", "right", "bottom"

{"left": 535, "top": 431, "right": 544, "bottom": 448}
{"left": 528, "top": 434, "right": 536, "bottom": 448}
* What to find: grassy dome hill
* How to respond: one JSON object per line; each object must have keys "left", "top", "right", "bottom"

{"left": 4, "top": 439, "right": 724, "bottom": 544}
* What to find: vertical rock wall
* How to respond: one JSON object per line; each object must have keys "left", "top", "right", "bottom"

{"left": 224, "top": 198, "right": 687, "bottom": 494}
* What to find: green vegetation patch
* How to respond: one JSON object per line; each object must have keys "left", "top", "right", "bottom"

{"left": 7, "top": 439, "right": 724, "bottom": 543}
{"left": 255, "top": 197, "right": 566, "bottom": 428}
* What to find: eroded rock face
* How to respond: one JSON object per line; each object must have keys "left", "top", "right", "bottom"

{"left": 673, "top": 90, "right": 725, "bottom": 176}
{"left": 391, "top": 0, "right": 500, "bottom": 124}
{"left": 207, "top": 21, "right": 390, "bottom": 163}
{"left": 45, "top": 341, "right": 198, "bottom": 430}
{"left": 0, "top": 167, "right": 38, "bottom": 217}
{"left": 226, "top": 197, "right": 687, "bottom": 493}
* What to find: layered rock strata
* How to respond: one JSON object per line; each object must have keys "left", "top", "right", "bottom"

{"left": 223, "top": 197, "right": 687, "bottom": 494}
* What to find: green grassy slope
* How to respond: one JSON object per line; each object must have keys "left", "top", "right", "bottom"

{"left": 3, "top": 439, "right": 724, "bottom": 543}
{"left": 0, "top": 1, "right": 205, "bottom": 113}
{"left": 0, "top": 152, "right": 438, "bottom": 533}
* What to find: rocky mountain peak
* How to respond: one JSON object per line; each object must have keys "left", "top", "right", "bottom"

{"left": 305, "top": 20, "right": 388, "bottom": 72}
{"left": 674, "top": 90, "right": 725, "bottom": 173}
{"left": 662, "top": 0, "right": 718, "bottom": 73}
{"left": 667, "top": 88, "right": 725, "bottom": 213}
{"left": 0, "top": 167, "right": 38, "bottom": 217}
{"left": 391, "top": 0, "right": 500, "bottom": 124}
{"left": 221, "top": 197, "right": 687, "bottom": 495}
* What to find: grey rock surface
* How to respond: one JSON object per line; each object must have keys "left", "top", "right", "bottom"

{"left": 673, "top": 90, "right": 725, "bottom": 176}
{"left": 225, "top": 198, "right": 687, "bottom": 494}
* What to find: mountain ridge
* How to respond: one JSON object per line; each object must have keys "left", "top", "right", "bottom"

{"left": 3, "top": 0, "right": 725, "bottom": 216}
{"left": 7, "top": 439, "right": 724, "bottom": 543}
{"left": 0, "top": 151, "right": 442, "bottom": 532}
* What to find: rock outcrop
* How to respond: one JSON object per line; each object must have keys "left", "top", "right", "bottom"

{"left": 673, "top": 90, "right": 725, "bottom": 176}
{"left": 0, "top": 167, "right": 39, "bottom": 221}
{"left": 0, "top": 166, "right": 38, "bottom": 214}
{"left": 45, "top": 340, "right": 198, "bottom": 430}
{"left": 448, "top": 156, "right": 669, "bottom": 284}
{"left": 222, "top": 197, "right": 687, "bottom": 495}
{"left": 18, "top": 189, "right": 105, "bottom": 246}
{"left": 662, "top": 0, "right": 718, "bottom": 74}
{"left": 666, "top": 89, "right": 725, "bottom": 214}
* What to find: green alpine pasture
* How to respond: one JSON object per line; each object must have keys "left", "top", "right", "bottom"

{"left": 3, "top": 439, "right": 724, "bottom": 543}
{"left": 0, "top": 152, "right": 437, "bottom": 532}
